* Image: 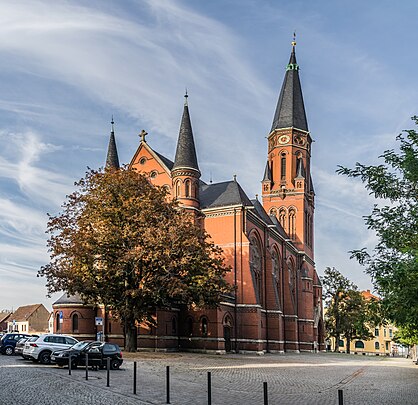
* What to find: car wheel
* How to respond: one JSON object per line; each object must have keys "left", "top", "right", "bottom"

{"left": 110, "top": 359, "right": 121, "bottom": 370}
{"left": 4, "top": 347, "right": 14, "bottom": 356}
{"left": 39, "top": 351, "right": 52, "bottom": 365}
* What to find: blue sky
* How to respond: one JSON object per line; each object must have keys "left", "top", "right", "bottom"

{"left": 0, "top": 0, "right": 416, "bottom": 311}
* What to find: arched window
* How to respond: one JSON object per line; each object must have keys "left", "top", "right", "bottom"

{"left": 272, "top": 250, "right": 281, "bottom": 306}
{"left": 355, "top": 341, "right": 364, "bottom": 349}
{"left": 250, "top": 236, "right": 262, "bottom": 304}
{"left": 72, "top": 314, "right": 79, "bottom": 333}
{"left": 288, "top": 209, "right": 296, "bottom": 240}
{"left": 171, "top": 317, "right": 177, "bottom": 335}
{"left": 279, "top": 208, "right": 286, "bottom": 230}
{"left": 56, "top": 312, "right": 61, "bottom": 332}
{"left": 185, "top": 179, "right": 191, "bottom": 197}
{"left": 270, "top": 208, "right": 277, "bottom": 217}
{"left": 201, "top": 318, "right": 208, "bottom": 337}
{"left": 175, "top": 180, "right": 181, "bottom": 198}
{"left": 281, "top": 153, "right": 286, "bottom": 180}
{"left": 375, "top": 342, "right": 380, "bottom": 350}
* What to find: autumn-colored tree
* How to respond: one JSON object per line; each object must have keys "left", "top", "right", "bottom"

{"left": 39, "top": 168, "right": 231, "bottom": 351}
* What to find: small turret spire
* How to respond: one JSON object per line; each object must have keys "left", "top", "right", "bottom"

{"left": 105, "top": 116, "right": 120, "bottom": 169}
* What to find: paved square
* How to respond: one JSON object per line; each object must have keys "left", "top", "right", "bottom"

{"left": 0, "top": 352, "right": 417, "bottom": 404}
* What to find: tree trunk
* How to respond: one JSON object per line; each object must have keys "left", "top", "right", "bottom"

{"left": 346, "top": 335, "right": 351, "bottom": 354}
{"left": 124, "top": 316, "right": 137, "bottom": 352}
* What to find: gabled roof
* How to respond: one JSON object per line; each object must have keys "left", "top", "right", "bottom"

{"left": 0, "top": 312, "right": 12, "bottom": 323}
{"left": 10, "top": 304, "right": 45, "bottom": 322}
{"left": 200, "top": 180, "right": 253, "bottom": 209}
{"left": 173, "top": 99, "right": 200, "bottom": 173}
{"left": 154, "top": 150, "right": 174, "bottom": 171}
{"left": 271, "top": 46, "right": 308, "bottom": 132}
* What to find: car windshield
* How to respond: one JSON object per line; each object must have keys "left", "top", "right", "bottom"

{"left": 28, "top": 337, "right": 38, "bottom": 342}
{"left": 71, "top": 341, "right": 91, "bottom": 351}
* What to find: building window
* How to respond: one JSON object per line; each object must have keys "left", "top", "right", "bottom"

{"left": 175, "top": 180, "right": 181, "bottom": 198}
{"left": 389, "top": 329, "right": 392, "bottom": 338}
{"left": 375, "top": 328, "right": 379, "bottom": 337}
{"left": 185, "top": 179, "right": 191, "bottom": 197}
{"left": 385, "top": 342, "right": 389, "bottom": 351}
{"left": 338, "top": 339, "right": 344, "bottom": 347}
{"left": 201, "top": 318, "right": 208, "bottom": 337}
{"left": 280, "top": 154, "right": 286, "bottom": 180}
{"left": 72, "top": 314, "right": 79, "bottom": 333}
{"left": 279, "top": 208, "right": 286, "bottom": 230}
{"left": 150, "top": 170, "right": 158, "bottom": 179}
{"left": 139, "top": 157, "right": 147, "bottom": 165}
{"left": 56, "top": 312, "right": 61, "bottom": 332}
{"left": 355, "top": 341, "right": 364, "bottom": 349}
{"left": 384, "top": 328, "right": 386, "bottom": 337}
{"left": 375, "top": 342, "right": 379, "bottom": 350}
{"left": 250, "top": 237, "right": 262, "bottom": 304}
{"left": 288, "top": 209, "right": 296, "bottom": 240}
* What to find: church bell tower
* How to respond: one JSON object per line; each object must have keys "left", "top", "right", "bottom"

{"left": 262, "top": 39, "right": 315, "bottom": 258}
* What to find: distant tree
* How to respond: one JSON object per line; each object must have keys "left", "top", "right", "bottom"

{"left": 39, "top": 167, "right": 231, "bottom": 352}
{"left": 393, "top": 326, "right": 418, "bottom": 346}
{"left": 322, "top": 267, "right": 377, "bottom": 353}
{"left": 337, "top": 116, "right": 418, "bottom": 336}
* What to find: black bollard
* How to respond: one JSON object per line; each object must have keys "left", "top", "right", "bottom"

{"left": 68, "top": 355, "right": 72, "bottom": 376}
{"left": 338, "top": 389, "right": 344, "bottom": 405}
{"left": 85, "top": 353, "right": 88, "bottom": 381}
{"left": 263, "top": 382, "right": 268, "bottom": 405}
{"left": 107, "top": 357, "right": 110, "bottom": 387}
{"left": 133, "top": 361, "right": 137, "bottom": 395}
{"left": 207, "top": 372, "right": 212, "bottom": 405}
{"left": 166, "top": 365, "right": 170, "bottom": 404}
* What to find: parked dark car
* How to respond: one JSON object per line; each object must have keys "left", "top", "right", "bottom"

{"left": 51, "top": 341, "right": 123, "bottom": 370}
{"left": 0, "top": 333, "right": 32, "bottom": 355}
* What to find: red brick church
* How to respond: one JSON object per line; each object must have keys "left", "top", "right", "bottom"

{"left": 53, "top": 43, "right": 325, "bottom": 353}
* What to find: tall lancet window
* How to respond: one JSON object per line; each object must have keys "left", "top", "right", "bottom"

{"left": 280, "top": 153, "right": 286, "bottom": 181}
{"left": 175, "top": 180, "right": 181, "bottom": 198}
{"left": 288, "top": 208, "right": 296, "bottom": 240}
{"left": 185, "top": 179, "right": 191, "bottom": 197}
{"left": 250, "top": 237, "right": 262, "bottom": 304}
{"left": 279, "top": 208, "right": 286, "bottom": 230}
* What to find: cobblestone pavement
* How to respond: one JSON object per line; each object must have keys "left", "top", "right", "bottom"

{"left": 0, "top": 351, "right": 417, "bottom": 404}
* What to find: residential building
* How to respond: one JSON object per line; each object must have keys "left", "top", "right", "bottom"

{"left": 7, "top": 304, "right": 50, "bottom": 334}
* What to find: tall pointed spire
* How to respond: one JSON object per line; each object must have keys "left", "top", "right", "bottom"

{"left": 270, "top": 37, "right": 308, "bottom": 132}
{"left": 106, "top": 116, "right": 120, "bottom": 169}
{"left": 173, "top": 93, "right": 200, "bottom": 173}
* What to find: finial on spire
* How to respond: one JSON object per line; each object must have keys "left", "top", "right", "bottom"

{"left": 184, "top": 88, "right": 188, "bottom": 106}
{"left": 111, "top": 115, "right": 115, "bottom": 133}
{"left": 233, "top": 174, "right": 237, "bottom": 182}
{"left": 139, "top": 129, "right": 148, "bottom": 143}
{"left": 291, "top": 31, "right": 296, "bottom": 48}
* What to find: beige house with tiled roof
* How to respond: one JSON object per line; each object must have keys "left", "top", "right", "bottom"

{"left": 7, "top": 304, "right": 50, "bottom": 334}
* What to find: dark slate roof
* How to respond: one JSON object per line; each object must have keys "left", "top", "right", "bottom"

{"left": 154, "top": 150, "right": 174, "bottom": 171}
{"left": 271, "top": 47, "right": 308, "bottom": 132}
{"left": 173, "top": 103, "right": 200, "bottom": 173}
{"left": 106, "top": 130, "right": 120, "bottom": 169}
{"left": 262, "top": 161, "right": 272, "bottom": 182}
{"left": 200, "top": 180, "right": 253, "bottom": 209}
{"left": 53, "top": 293, "right": 85, "bottom": 306}
{"left": 269, "top": 214, "right": 289, "bottom": 238}
{"left": 310, "top": 174, "right": 315, "bottom": 194}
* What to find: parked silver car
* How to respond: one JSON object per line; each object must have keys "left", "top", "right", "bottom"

{"left": 23, "top": 334, "right": 78, "bottom": 364}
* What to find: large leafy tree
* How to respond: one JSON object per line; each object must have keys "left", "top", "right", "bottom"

{"left": 39, "top": 167, "right": 231, "bottom": 351}
{"left": 322, "top": 267, "right": 375, "bottom": 353}
{"left": 337, "top": 117, "right": 418, "bottom": 335}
